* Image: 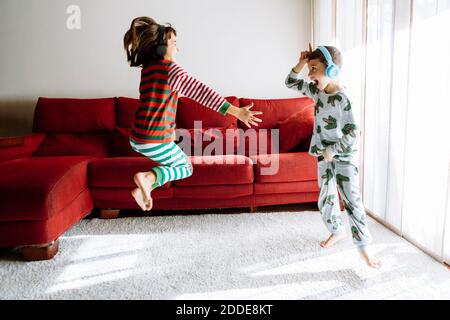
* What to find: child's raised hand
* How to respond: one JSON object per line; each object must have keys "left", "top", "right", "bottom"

{"left": 238, "top": 103, "right": 263, "bottom": 128}
{"left": 299, "top": 50, "right": 309, "bottom": 63}
{"left": 299, "top": 43, "right": 313, "bottom": 63}
{"left": 293, "top": 43, "right": 313, "bottom": 73}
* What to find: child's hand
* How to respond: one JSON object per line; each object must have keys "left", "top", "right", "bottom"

{"left": 299, "top": 50, "right": 309, "bottom": 63}
{"left": 323, "top": 148, "right": 333, "bottom": 162}
{"left": 238, "top": 103, "right": 263, "bottom": 128}
{"left": 294, "top": 43, "right": 313, "bottom": 72}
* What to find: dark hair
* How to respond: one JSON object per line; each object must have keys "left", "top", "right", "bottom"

{"left": 308, "top": 46, "right": 343, "bottom": 69}
{"left": 123, "top": 16, "right": 177, "bottom": 67}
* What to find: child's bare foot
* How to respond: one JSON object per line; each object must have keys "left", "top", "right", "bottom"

{"left": 134, "top": 171, "right": 156, "bottom": 208}
{"left": 131, "top": 188, "right": 147, "bottom": 211}
{"left": 145, "top": 195, "right": 153, "bottom": 211}
{"left": 134, "top": 172, "right": 151, "bottom": 203}
{"left": 320, "top": 233, "right": 346, "bottom": 248}
{"left": 359, "top": 248, "right": 382, "bottom": 269}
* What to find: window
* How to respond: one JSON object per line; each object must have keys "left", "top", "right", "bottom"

{"left": 313, "top": 0, "right": 450, "bottom": 264}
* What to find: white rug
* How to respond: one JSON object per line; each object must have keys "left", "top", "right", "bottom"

{"left": 0, "top": 207, "right": 449, "bottom": 300}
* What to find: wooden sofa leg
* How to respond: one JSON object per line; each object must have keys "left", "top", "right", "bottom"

{"left": 0, "top": 247, "right": 12, "bottom": 256}
{"left": 22, "top": 239, "right": 59, "bottom": 261}
{"left": 99, "top": 209, "right": 120, "bottom": 219}
{"left": 249, "top": 206, "right": 258, "bottom": 213}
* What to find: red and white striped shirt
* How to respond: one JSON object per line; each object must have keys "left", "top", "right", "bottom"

{"left": 130, "top": 59, "right": 231, "bottom": 144}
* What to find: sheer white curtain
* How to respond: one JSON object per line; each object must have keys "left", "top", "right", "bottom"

{"left": 364, "top": 0, "right": 394, "bottom": 231}
{"left": 402, "top": 0, "right": 450, "bottom": 263}
{"left": 312, "top": 0, "right": 335, "bottom": 46}
{"left": 312, "top": 0, "right": 450, "bottom": 264}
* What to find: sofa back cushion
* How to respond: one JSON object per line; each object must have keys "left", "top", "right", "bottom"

{"left": 237, "top": 128, "right": 278, "bottom": 156}
{"left": 175, "top": 123, "right": 240, "bottom": 156}
{"left": 238, "top": 97, "right": 315, "bottom": 130}
{"left": 176, "top": 96, "right": 239, "bottom": 129}
{"left": 33, "top": 97, "right": 116, "bottom": 134}
{"left": 33, "top": 134, "right": 112, "bottom": 158}
{"left": 116, "top": 96, "right": 139, "bottom": 128}
{"left": 112, "top": 127, "right": 145, "bottom": 157}
{"left": 278, "top": 106, "right": 315, "bottom": 152}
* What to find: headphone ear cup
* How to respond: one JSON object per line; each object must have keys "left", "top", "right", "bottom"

{"left": 327, "top": 64, "right": 340, "bottom": 79}
{"left": 155, "top": 45, "right": 167, "bottom": 58}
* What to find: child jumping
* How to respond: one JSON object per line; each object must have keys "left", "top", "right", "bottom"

{"left": 285, "top": 44, "right": 381, "bottom": 268}
{"left": 123, "top": 17, "right": 262, "bottom": 212}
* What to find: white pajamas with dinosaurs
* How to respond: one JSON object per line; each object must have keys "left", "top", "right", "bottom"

{"left": 285, "top": 70, "right": 372, "bottom": 249}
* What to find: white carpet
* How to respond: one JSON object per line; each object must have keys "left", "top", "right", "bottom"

{"left": 0, "top": 207, "right": 449, "bottom": 300}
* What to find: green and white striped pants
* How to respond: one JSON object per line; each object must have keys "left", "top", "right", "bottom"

{"left": 130, "top": 139, "right": 193, "bottom": 189}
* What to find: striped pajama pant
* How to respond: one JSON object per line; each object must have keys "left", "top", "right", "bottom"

{"left": 130, "top": 139, "right": 193, "bottom": 189}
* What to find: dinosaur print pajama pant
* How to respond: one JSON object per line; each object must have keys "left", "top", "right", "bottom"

{"left": 317, "top": 158, "right": 371, "bottom": 249}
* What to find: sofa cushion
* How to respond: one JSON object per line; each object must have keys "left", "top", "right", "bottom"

{"left": 0, "top": 156, "right": 94, "bottom": 221}
{"left": 237, "top": 128, "right": 278, "bottom": 156}
{"left": 278, "top": 106, "right": 314, "bottom": 152}
{"left": 90, "top": 187, "right": 172, "bottom": 203}
{"left": 33, "top": 97, "right": 116, "bottom": 134}
{"left": 116, "top": 97, "right": 140, "bottom": 128}
{"left": 0, "top": 133, "right": 47, "bottom": 163}
{"left": 88, "top": 157, "right": 171, "bottom": 188}
{"left": 254, "top": 181, "right": 319, "bottom": 195}
{"left": 173, "top": 184, "right": 253, "bottom": 199}
{"left": 176, "top": 124, "right": 240, "bottom": 156}
{"left": 238, "top": 97, "right": 315, "bottom": 129}
{"left": 174, "top": 155, "right": 253, "bottom": 186}
{"left": 112, "top": 127, "right": 145, "bottom": 157}
{"left": 33, "top": 134, "right": 112, "bottom": 158}
{"left": 176, "top": 96, "right": 239, "bottom": 129}
{"left": 251, "top": 152, "right": 317, "bottom": 183}
{"left": 295, "top": 134, "right": 313, "bottom": 152}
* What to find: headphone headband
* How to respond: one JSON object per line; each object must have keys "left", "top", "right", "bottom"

{"left": 157, "top": 25, "right": 166, "bottom": 43}
{"left": 317, "top": 46, "right": 333, "bottom": 66}
{"left": 154, "top": 25, "right": 167, "bottom": 59}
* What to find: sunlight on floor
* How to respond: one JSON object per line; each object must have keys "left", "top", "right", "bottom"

{"left": 238, "top": 243, "right": 403, "bottom": 276}
{"left": 59, "top": 234, "right": 153, "bottom": 261}
{"left": 45, "top": 235, "right": 151, "bottom": 294}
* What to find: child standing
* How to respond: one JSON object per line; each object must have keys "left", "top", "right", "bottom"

{"left": 123, "top": 17, "right": 262, "bottom": 212}
{"left": 285, "top": 44, "right": 381, "bottom": 268}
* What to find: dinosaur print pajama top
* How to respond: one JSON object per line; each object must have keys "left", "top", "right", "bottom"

{"left": 285, "top": 69, "right": 372, "bottom": 249}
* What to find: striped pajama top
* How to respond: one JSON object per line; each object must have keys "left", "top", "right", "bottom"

{"left": 130, "top": 59, "right": 232, "bottom": 144}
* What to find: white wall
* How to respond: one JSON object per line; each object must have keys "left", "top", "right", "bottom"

{"left": 0, "top": 0, "right": 311, "bottom": 136}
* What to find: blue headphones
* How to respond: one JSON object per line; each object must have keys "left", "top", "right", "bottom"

{"left": 317, "top": 46, "right": 340, "bottom": 79}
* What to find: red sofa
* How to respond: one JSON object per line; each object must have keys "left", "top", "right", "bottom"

{"left": 0, "top": 96, "right": 319, "bottom": 260}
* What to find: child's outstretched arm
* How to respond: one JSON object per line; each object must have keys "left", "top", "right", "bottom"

{"left": 168, "top": 63, "right": 262, "bottom": 128}
{"left": 225, "top": 102, "right": 262, "bottom": 128}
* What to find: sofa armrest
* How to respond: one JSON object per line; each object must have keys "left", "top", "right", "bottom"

{"left": 0, "top": 133, "right": 47, "bottom": 163}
